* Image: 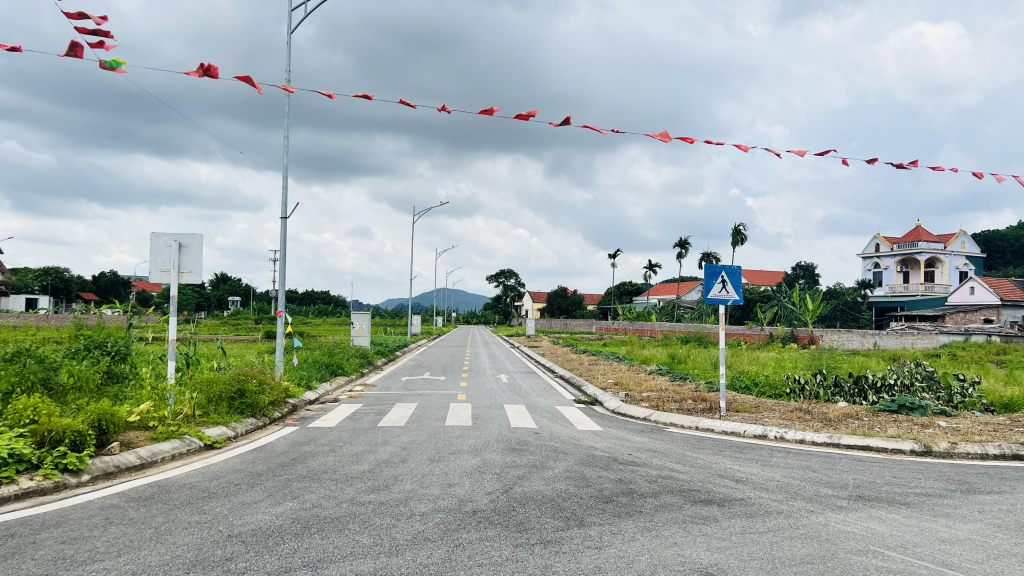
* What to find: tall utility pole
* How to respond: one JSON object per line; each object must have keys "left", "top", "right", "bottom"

{"left": 434, "top": 245, "right": 456, "bottom": 327}
{"left": 130, "top": 260, "right": 147, "bottom": 307}
{"left": 407, "top": 201, "right": 449, "bottom": 337}
{"left": 269, "top": 249, "right": 280, "bottom": 315}
{"left": 276, "top": 0, "right": 330, "bottom": 377}
{"left": 350, "top": 280, "right": 354, "bottom": 312}
{"left": 444, "top": 267, "right": 461, "bottom": 326}
{"left": 449, "top": 278, "right": 464, "bottom": 323}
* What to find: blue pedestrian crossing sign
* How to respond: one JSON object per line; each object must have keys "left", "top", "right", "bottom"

{"left": 703, "top": 264, "right": 743, "bottom": 305}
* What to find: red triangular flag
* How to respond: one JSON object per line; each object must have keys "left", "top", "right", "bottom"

{"left": 865, "top": 158, "right": 878, "bottom": 165}
{"left": 760, "top": 148, "right": 782, "bottom": 158}
{"left": 675, "top": 137, "right": 696, "bottom": 144}
{"left": 579, "top": 125, "right": 605, "bottom": 135}
{"left": 787, "top": 150, "right": 808, "bottom": 157}
{"left": 1013, "top": 176, "right": 1024, "bottom": 187}
{"left": 74, "top": 26, "right": 114, "bottom": 39}
{"left": 59, "top": 40, "right": 84, "bottom": 59}
{"left": 813, "top": 149, "right": 837, "bottom": 156}
{"left": 927, "top": 166, "right": 945, "bottom": 171}
{"left": 398, "top": 98, "right": 417, "bottom": 109}
{"left": 888, "top": 162, "right": 909, "bottom": 170}
{"left": 733, "top": 144, "right": 752, "bottom": 153}
{"left": 645, "top": 130, "right": 672, "bottom": 143}
{"left": 550, "top": 116, "right": 571, "bottom": 127}
{"left": 841, "top": 158, "right": 850, "bottom": 166}
{"left": 436, "top": 103, "right": 452, "bottom": 114}
{"left": 62, "top": 10, "right": 109, "bottom": 25}
{"left": 312, "top": 90, "right": 336, "bottom": 100}
{"left": 907, "top": 159, "right": 919, "bottom": 168}
{"left": 271, "top": 84, "right": 296, "bottom": 93}
{"left": 0, "top": 44, "right": 22, "bottom": 52}
{"left": 513, "top": 110, "right": 537, "bottom": 121}
{"left": 184, "top": 63, "right": 219, "bottom": 79}
{"left": 477, "top": 106, "right": 498, "bottom": 116}
{"left": 233, "top": 75, "right": 263, "bottom": 94}
{"left": 972, "top": 171, "right": 985, "bottom": 180}
{"left": 703, "top": 140, "right": 725, "bottom": 145}
{"left": 353, "top": 93, "right": 374, "bottom": 100}
{"left": 611, "top": 129, "right": 625, "bottom": 134}
{"left": 950, "top": 168, "right": 959, "bottom": 173}
{"left": 992, "top": 174, "right": 1007, "bottom": 183}
{"left": 87, "top": 40, "right": 118, "bottom": 51}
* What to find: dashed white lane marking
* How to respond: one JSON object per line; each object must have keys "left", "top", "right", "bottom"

{"left": 377, "top": 403, "right": 418, "bottom": 427}
{"left": 307, "top": 403, "right": 362, "bottom": 427}
{"left": 0, "top": 427, "right": 298, "bottom": 524}
{"left": 445, "top": 403, "right": 472, "bottom": 426}
{"left": 504, "top": 404, "right": 537, "bottom": 428}
{"left": 556, "top": 406, "right": 602, "bottom": 430}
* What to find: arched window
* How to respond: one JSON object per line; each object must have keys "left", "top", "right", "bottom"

{"left": 923, "top": 261, "right": 936, "bottom": 284}
{"left": 871, "top": 262, "right": 883, "bottom": 287}
{"left": 874, "top": 243, "right": 880, "bottom": 253}
{"left": 961, "top": 240, "right": 966, "bottom": 250}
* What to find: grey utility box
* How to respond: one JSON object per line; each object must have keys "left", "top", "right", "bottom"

{"left": 525, "top": 318, "right": 536, "bottom": 337}
{"left": 411, "top": 314, "right": 422, "bottom": 336}
{"left": 351, "top": 311, "right": 371, "bottom": 348}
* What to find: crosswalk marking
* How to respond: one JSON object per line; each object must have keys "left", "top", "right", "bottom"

{"left": 378, "top": 403, "right": 418, "bottom": 427}
{"left": 446, "top": 403, "right": 472, "bottom": 426}
{"left": 556, "top": 406, "right": 603, "bottom": 430}
{"left": 504, "top": 404, "right": 536, "bottom": 428}
{"left": 308, "top": 403, "right": 362, "bottom": 427}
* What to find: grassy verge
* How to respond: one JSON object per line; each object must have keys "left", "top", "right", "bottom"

{"left": 0, "top": 315, "right": 451, "bottom": 483}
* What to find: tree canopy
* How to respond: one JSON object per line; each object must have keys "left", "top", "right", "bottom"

{"left": 544, "top": 286, "right": 586, "bottom": 318}
{"left": 973, "top": 220, "right": 1024, "bottom": 277}
{"left": 483, "top": 268, "right": 525, "bottom": 323}
{"left": 6, "top": 266, "right": 86, "bottom": 300}
{"left": 91, "top": 269, "right": 131, "bottom": 304}
{"left": 598, "top": 281, "right": 648, "bottom": 306}
{"left": 780, "top": 261, "right": 821, "bottom": 292}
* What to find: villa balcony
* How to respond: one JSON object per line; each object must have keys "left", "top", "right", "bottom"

{"left": 885, "top": 283, "right": 951, "bottom": 295}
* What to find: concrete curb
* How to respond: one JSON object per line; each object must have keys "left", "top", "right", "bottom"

{"left": 501, "top": 336, "right": 1024, "bottom": 460}
{"left": 0, "top": 334, "right": 440, "bottom": 505}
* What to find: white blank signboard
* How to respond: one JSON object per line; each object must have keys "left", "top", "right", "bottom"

{"left": 149, "top": 233, "right": 204, "bottom": 284}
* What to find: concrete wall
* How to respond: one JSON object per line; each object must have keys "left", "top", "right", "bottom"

{"left": 526, "top": 318, "right": 1024, "bottom": 350}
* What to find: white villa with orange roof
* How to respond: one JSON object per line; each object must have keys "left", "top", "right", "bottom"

{"left": 860, "top": 220, "right": 985, "bottom": 328}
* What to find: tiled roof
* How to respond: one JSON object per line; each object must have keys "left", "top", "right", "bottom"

{"left": 742, "top": 269, "right": 786, "bottom": 287}
{"left": 640, "top": 281, "right": 702, "bottom": 298}
{"left": 132, "top": 280, "right": 163, "bottom": 293}
{"left": 0, "top": 260, "right": 8, "bottom": 275}
{"left": 528, "top": 289, "right": 602, "bottom": 305}
{"left": 936, "top": 232, "right": 958, "bottom": 245}
{"left": 892, "top": 224, "right": 944, "bottom": 243}
{"left": 978, "top": 277, "right": 1024, "bottom": 302}
{"left": 77, "top": 292, "right": 100, "bottom": 301}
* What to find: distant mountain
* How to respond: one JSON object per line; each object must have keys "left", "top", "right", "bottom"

{"left": 375, "top": 288, "right": 492, "bottom": 312}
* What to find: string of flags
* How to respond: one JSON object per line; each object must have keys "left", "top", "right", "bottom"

{"left": 278, "top": 310, "right": 301, "bottom": 366}
{"left": 4, "top": 5, "right": 1021, "bottom": 187}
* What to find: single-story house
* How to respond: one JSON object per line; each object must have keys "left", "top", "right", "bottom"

{"left": 0, "top": 294, "right": 56, "bottom": 312}
{"left": 76, "top": 292, "right": 101, "bottom": 307}
{"left": 520, "top": 289, "right": 602, "bottom": 318}
{"left": 888, "top": 276, "right": 1024, "bottom": 330}
{"left": 741, "top": 269, "right": 786, "bottom": 288}
{"left": 633, "top": 281, "right": 703, "bottom": 307}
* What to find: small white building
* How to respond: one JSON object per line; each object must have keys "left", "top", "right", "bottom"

{"left": 0, "top": 294, "right": 56, "bottom": 312}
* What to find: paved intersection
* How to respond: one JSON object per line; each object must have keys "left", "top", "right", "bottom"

{"left": 1, "top": 326, "right": 1022, "bottom": 575}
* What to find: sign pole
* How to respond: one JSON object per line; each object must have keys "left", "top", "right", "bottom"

{"left": 166, "top": 239, "right": 179, "bottom": 409}
{"left": 718, "top": 303, "right": 726, "bottom": 415}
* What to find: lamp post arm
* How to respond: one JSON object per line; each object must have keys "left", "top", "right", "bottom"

{"left": 291, "top": 0, "right": 329, "bottom": 33}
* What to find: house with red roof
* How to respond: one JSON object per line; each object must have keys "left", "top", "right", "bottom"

{"left": 889, "top": 276, "right": 1024, "bottom": 330}
{"left": 859, "top": 220, "right": 986, "bottom": 328}
{"left": 520, "top": 289, "right": 603, "bottom": 318}
{"left": 131, "top": 280, "right": 164, "bottom": 294}
{"left": 633, "top": 281, "right": 704, "bottom": 307}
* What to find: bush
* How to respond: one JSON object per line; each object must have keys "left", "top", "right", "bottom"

{"left": 0, "top": 427, "right": 37, "bottom": 484}
{"left": 0, "top": 344, "right": 63, "bottom": 402}
{"left": 78, "top": 400, "right": 128, "bottom": 448}
{"left": 30, "top": 417, "right": 95, "bottom": 453}
{"left": 1, "top": 394, "right": 61, "bottom": 428}
{"left": 868, "top": 396, "right": 953, "bottom": 417}
{"left": 196, "top": 365, "right": 290, "bottom": 419}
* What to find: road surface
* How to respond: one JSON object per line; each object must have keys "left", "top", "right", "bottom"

{"left": 1, "top": 326, "right": 1022, "bottom": 575}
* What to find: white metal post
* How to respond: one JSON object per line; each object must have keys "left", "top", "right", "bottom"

{"left": 407, "top": 206, "right": 416, "bottom": 337}
{"left": 718, "top": 303, "right": 726, "bottom": 415}
{"left": 275, "top": 0, "right": 295, "bottom": 378}
{"left": 167, "top": 240, "right": 180, "bottom": 409}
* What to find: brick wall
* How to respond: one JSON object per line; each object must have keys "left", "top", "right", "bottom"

{"left": 943, "top": 307, "right": 1001, "bottom": 326}
{"left": 0, "top": 314, "right": 160, "bottom": 328}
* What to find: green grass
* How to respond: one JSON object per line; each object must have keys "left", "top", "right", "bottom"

{"left": 554, "top": 334, "right": 1024, "bottom": 413}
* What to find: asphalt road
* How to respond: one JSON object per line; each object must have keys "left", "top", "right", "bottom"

{"left": 1, "top": 325, "right": 1022, "bottom": 575}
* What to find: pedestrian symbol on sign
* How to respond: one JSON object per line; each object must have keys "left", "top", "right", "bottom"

{"left": 712, "top": 271, "right": 739, "bottom": 301}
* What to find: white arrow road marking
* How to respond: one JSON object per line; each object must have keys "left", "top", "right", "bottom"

{"left": 401, "top": 372, "right": 446, "bottom": 381}
{"left": 497, "top": 374, "right": 509, "bottom": 383}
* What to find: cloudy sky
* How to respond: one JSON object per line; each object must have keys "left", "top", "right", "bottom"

{"left": 2, "top": 1, "right": 1023, "bottom": 303}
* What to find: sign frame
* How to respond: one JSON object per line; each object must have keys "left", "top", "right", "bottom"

{"left": 703, "top": 264, "right": 744, "bottom": 306}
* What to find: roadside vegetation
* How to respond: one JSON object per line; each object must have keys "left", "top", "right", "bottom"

{"left": 0, "top": 309, "right": 451, "bottom": 484}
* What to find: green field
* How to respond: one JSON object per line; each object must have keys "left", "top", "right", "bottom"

{"left": 542, "top": 333, "right": 1024, "bottom": 414}
{"left": 0, "top": 313, "right": 453, "bottom": 483}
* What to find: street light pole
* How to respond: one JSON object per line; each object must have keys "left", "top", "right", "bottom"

{"left": 407, "top": 201, "right": 449, "bottom": 337}
{"left": 275, "top": 0, "right": 330, "bottom": 378}
{"left": 450, "top": 278, "right": 464, "bottom": 323}
{"left": 444, "top": 267, "right": 461, "bottom": 327}
{"left": 350, "top": 281, "right": 354, "bottom": 312}
{"left": 434, "top": 245, "right": 456, "bottom": 328}
{"left": 131, "top": 260, "right": 147, "bottom": 307}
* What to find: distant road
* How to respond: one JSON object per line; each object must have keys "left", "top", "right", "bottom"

{"left": 2, "top": 326, "right": 1021, "bottom": 575}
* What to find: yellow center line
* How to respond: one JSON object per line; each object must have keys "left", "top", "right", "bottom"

{"left": 458, "top": 393, "right": 466, "bottom": 400}
{"left": 462, "top": 373, "right": 467, "bottom": 377}
{"left": 460, "top": 382, "right": 467, "bottom": 387}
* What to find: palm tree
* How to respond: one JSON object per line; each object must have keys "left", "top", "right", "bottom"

{"left": 642, "top": 259, "right": 662, "bottom": 284}
{"left": 607, "top": 248, "right": 623, "bottom": 287}
{"left": 730, "top": 222, "right": 749, "bottom": 265}
{"left": 854, "top": 278, "right": 877, "bottom": 305}
{"left": 672, "top": 235, "right": 692, "bottom": 321}
{"left": 697, "top": 250, "right": 722, "bottom": 270}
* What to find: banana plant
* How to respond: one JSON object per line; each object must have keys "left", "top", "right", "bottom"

{"left": 790, "top": 285, "right": 827, "bottom": 338}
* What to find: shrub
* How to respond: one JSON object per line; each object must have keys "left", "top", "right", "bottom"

{"left": 868, "top": 396, "right": 953, "bottom": 417}
{"left": 0, "top": 343, "right": 63, "bottom": 402}
{"left": 196, "top": 365, "right": 290, "bottom": 419}
{"left": 1, "top": 394, "right": 61, "bottom": 428}
{"left": 30, "top": 417, "right": 95, "bottom": 453}
{"left": 78, "top": 400, "right": 128, "bottom": 448}
{"left": 0, "top": 427, "right": 37, "bottom": 484}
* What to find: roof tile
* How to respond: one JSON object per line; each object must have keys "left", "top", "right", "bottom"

{"left": 640, "top": 281, "right": 702, "bottom": 298}
{"left": 979, "top": 277, "right": 1024, "bottom": 302}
